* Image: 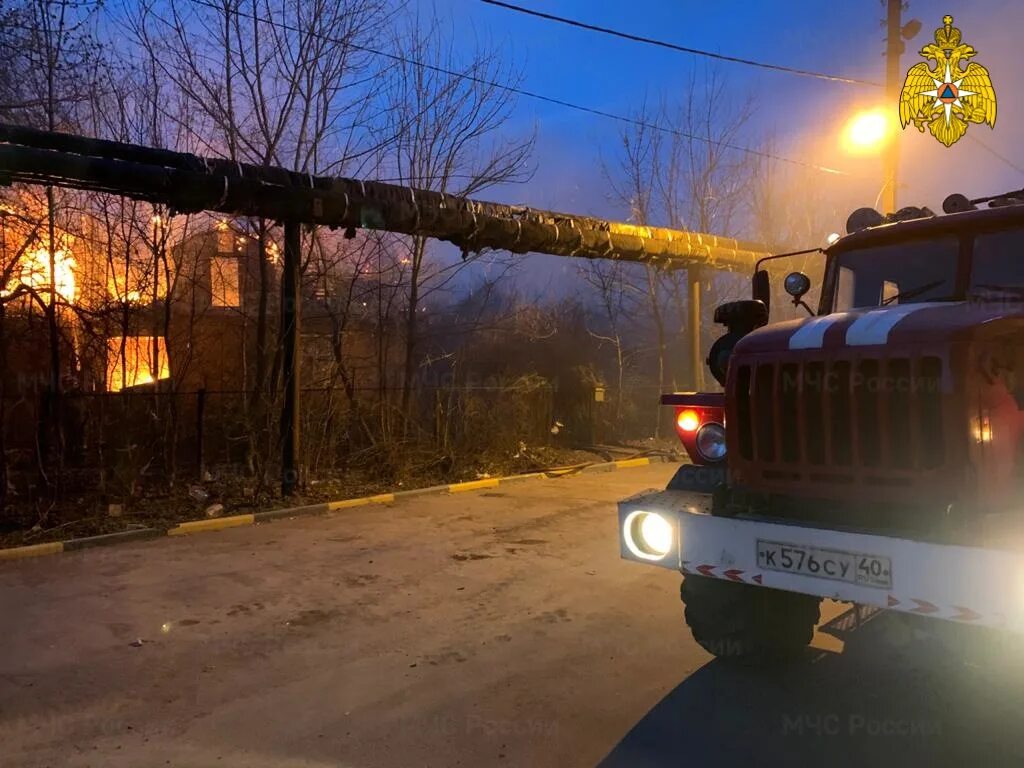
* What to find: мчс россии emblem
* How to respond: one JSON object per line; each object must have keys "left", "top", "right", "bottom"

{"left": 899, "top": 15, "right": 996, "bottom": 147}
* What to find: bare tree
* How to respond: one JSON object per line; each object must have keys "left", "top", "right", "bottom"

{"left": 578, "top": 260, "right": 636, "bottom": 425}
{"left": 126, "top": 0, "right": 388, "bottom": 168}
{"left": 0, "top": 207, "right": 45, "bottom": 516}
{"left": 378, "top": 8, "right": 534, "bottom": 431}
{"left": 300, "top": 228, "right": 383, "bottom": 457}
{"left": 2, "top": 0, "right": 104, "bottom": 498}
{"left": 119, "top": 0, "right": 392, "bottom": 490}
{"left": 604, "top": 101, "right": 676, "bottom": 433}
{"left": 601, "top": 66, "right": 758, "bottom": 403}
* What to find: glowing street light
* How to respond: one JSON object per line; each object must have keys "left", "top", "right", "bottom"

{"left": 841, "top": 108, "right": 894, "bottom": 155}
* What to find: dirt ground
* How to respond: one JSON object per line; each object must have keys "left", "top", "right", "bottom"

{"left": 1, "top": 462, "right": 692, "bottom": 767}
{"left": 6, "top": 460, "right": 1018, "bottom": 768}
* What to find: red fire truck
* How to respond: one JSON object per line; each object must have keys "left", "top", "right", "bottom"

{"left": 618, "top": 191, "right": 1024, "bottom": 663}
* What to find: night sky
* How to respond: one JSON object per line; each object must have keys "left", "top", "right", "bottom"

{"left": 438, "top": 0, "right": 1023, "bottom": 215}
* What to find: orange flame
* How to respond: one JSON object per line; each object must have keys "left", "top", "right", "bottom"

{"left": 19, "top": 247, "right": 78, "bottom": 303}
{"left": 106, "top": 337, "right": 171, "bottom": 391}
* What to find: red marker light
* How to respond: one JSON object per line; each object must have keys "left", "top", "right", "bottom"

{"left": 677, "top": 409, "right": 700, "bottom": 433}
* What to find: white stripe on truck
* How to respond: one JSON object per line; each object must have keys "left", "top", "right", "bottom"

{"left": 845, "top": 302, "right": 959, "bottom": 346}
{"left": 787, "top": 302, "right": 963, "bottom": 350}
{"left": 787, "top": 314, "right": 847, "bottom": 349}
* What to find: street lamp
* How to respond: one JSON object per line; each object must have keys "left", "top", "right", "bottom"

{"left": 841, "top": 108, "right": 894, "bottom": 155}
{"left": 839, "top": 108, "right": 902, "bottom": 212}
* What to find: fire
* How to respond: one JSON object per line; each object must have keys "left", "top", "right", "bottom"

{"left": 106, "top": 336, "right": 171, "bottom": 391}
{"left": 107, "top": 259, "right": 168, "bottom": 303}
{"left": 20, "top": 246, "right": 78, "bottom": 303}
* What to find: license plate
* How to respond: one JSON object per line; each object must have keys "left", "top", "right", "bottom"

{"left": 756, "top": 540, "right": 892, "bottom": 589}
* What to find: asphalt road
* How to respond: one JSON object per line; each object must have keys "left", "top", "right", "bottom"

{"left": 3, "top": 463, "right": 1024, "bottom": 768}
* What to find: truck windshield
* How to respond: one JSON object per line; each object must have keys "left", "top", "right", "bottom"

{"left": 970, "top": 226, "right": 1024, "bottom": 295}
{"left": 830, "top": 236, "right": 959, "bottom": 312}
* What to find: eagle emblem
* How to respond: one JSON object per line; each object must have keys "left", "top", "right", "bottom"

{"left": 899, "top": 15, "right": 996, "bottom": 147}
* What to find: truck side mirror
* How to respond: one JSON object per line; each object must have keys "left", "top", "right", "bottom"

{"left": 752, "top": 269, "right": 770, "bottom": 313}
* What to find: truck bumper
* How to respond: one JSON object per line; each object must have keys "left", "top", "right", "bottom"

{"left": 618, "top": 488, "right": 1024, "bottom": 633}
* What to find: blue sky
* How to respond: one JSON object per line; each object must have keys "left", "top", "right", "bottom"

{"left": 435, "top": 0, "right": 1024, "bottom": 218}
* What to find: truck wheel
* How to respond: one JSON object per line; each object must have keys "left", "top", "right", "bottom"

{"left": 680, "top": 575, "right": 821, "bottom": 664}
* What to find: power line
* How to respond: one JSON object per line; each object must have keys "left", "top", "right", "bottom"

{"left": 966, "top": 134, "right": 1024, "bottom": 177}
{"left": 478, "top": 0, "right": 883, "bottom": 87}
{"left": 478, "top": 1, "right": 1024, "bottom": 181}
{"left": 181, "top": 0, "right": 850, "bottom": 177}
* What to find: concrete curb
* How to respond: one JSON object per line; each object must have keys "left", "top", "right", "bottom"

{"left": 63, "top": 528, "right": 162, "bottom": 551}
{"left": 253, "top": 503, "right": 329, "bottom": 523}
{"left": 0, "top": 454, "right": 678, "bottom": 562}
{"left": 0, "top": 541, "right": 64, "bottom": 561}
{"left": 167, "top": 514, "right": 256, "bottom": 537}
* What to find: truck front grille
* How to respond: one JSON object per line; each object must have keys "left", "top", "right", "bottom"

{"left": 735, "top": 356, "right": 945, "bottom": 475}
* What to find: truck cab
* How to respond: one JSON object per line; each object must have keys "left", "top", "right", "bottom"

{"left": 733, "top": 199, "right": 1024, "bottom": 544}
{"left": 620, "top": 192, "right": 1024, "bottom": 663}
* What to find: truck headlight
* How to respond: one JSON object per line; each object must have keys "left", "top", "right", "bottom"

{"left": 623, "top": 510, "right": 674, "bottom": 560}
{"left": 695, "top": 423, "right": 727, "bottom": 462}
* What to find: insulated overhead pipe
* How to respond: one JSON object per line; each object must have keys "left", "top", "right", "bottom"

{"left": 0, "top": 124, "right": 769, "bottom": 271}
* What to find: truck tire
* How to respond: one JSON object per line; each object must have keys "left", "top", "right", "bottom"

{"left": 680, "top": 575, "right": 821, "bottom": 664}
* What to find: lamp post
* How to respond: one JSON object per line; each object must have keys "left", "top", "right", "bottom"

{"left": 883, "top": 0, "right": 903, "bottom": 214}
{"left": 839, "top": 4, "right": 921, "bottom": 214}
{"left": 840, "top": 108, "right": 900, "bottom": 213}
{"left": 881, "top": 1, "right": 922, "bottom": 213}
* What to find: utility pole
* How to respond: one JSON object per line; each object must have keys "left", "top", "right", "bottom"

{"left": 687, "top": 267, "right": 704, "bottom": 391}
{"left": 882, "top": 0, "right": 903, "bottom": 214}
